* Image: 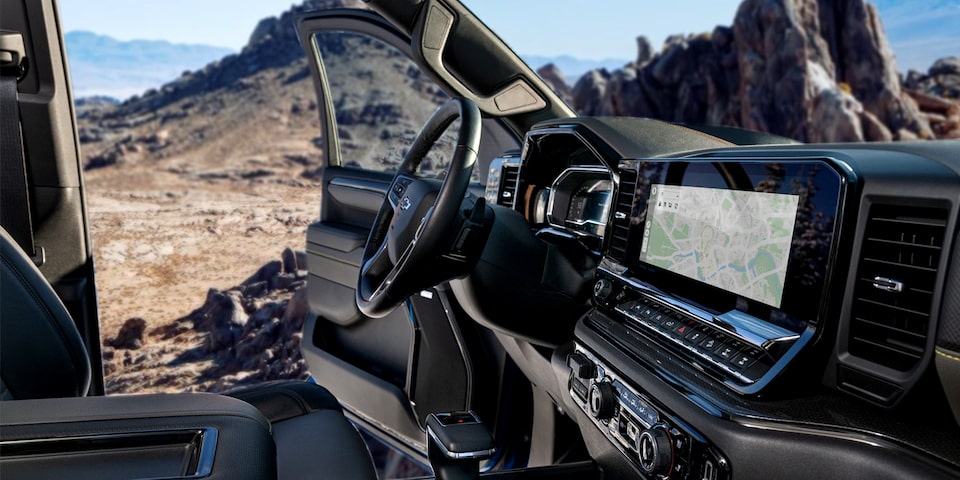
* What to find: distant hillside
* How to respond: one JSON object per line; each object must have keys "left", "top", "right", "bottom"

{"left": 522, "top": 54, "right": 631, "bottom": 84}
{"left": 65, "top": 31, "right": 234, "bottom": 99}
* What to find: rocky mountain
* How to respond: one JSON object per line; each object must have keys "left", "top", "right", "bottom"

{"left": 569, "top": 0, "right": 959, "bottom": 142}
{"left": 77, "top": 0, "right": 371, "bottom": 173}
{"left": 65, "top": 31, "right": 233, "bottom": 99}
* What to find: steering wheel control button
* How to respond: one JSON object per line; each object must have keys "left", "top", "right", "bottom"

{"left": 588, "top": 382, "right": 617, "bottom": 420}
{"left": 638, "top": 427, "right": 673, "bottom": 475}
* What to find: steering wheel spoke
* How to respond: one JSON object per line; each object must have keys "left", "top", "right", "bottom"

{"left": 356, "top": 98, "right": 483, "bottom": 318}
{"left": 387, "top": 174, "right": 417, "bottom": 210}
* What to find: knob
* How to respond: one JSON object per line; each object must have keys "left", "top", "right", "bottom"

{"left": 588, "top": 382, "right": 617, "bottom": 420}
{"left": 593, "top": 278, "right": 613, "bottom": 303}
{"left": 638, "top": 427, "right": 673, "bottom": 475}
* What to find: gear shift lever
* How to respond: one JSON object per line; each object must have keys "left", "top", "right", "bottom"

{"left": 426, "top": 411, "right": 495, "bottom": 480}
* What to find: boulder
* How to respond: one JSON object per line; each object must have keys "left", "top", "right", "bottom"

{"left": 107, "top": 317, "right": 148, "bottom": 350}
{"left": 572, "top": 69, "right": 610, "bottom": 115}
{"left": 568, "top": 0, "right": 945, "bottom": 143}
{"left": 536, "top": 63, "right": 573, "bottom": 106}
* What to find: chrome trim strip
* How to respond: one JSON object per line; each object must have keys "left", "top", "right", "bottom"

{"left": 599, "top": 266, "right": 799, "bottom": 349}
{"left": 0, "top": 428, "right": 219, "bottom": 479}
{"left": 329, "top": 177, "right": 388, "bottom": 194}
{"left": 872, "top": 276, "right": 904, "bottom": 293}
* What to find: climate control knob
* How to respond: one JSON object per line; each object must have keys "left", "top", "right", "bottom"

{"left": 638, "top": 427, "right": 672, "bottom": 475}
{"left": 588, "top": 381, "right": 617, "bottom": 420}
{"left": 593, "top": 278, "right": 614, "bottom": 304}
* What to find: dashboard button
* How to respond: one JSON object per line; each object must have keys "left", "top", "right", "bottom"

{"left": 684, "top": 326, "right": 706, "bottom": 344}
{"left": 568, "top": 353, "right": 597, "bottom": 380}
{"left": 660, "top": 317, "right": 679, "bottom": 331}
{"left": 713, "top": 344, "right": 738, "bottom": 361}
{"left": 744, "top": 359, "right": 773, "bottom": 379}
{"left": 725, "top": 338, "right": 746, "bottom": 351}
{"left": 729, "top": 353, "right": 757, "bottom": 371}
{"left": 571, "top": 377, "right": 589, "bottom": 400}
{"left": 741, "top": 347, "right": 763, "bottom": 359}
{"left": 647, "top": 312, "right": 667, "bottom": 326}
{"left": 698, "top": 336, "right": 720, "bottom": 352}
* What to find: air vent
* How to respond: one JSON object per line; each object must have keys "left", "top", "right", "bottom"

{"left": 606, "top": 168, "right": 637, "bottom": 261}
{"left": 848, "top": 204, "right": 948, "bottom": 372}
{"left": 498, "top": 164, "right": 520, "bottom": 209}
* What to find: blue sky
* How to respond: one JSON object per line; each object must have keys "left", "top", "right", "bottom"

{"left": 59, "top": 0, "right": 958, "bottom": 72}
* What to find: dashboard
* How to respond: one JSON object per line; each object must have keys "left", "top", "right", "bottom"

{"left": 483, "top": 118, "right": 960, "bottom": 479}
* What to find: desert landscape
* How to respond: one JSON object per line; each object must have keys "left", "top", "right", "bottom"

{"left": 76, "top": 0, "right": 959, "bottom": 398}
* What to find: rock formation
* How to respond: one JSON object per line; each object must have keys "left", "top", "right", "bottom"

{"left": 904, "top": 57, "right": 960, "bottom": 139}
{"left": 572, "top": 0, "right": 946, "bottom": 142}
{"left": 103, "top": 249, "right": 313, "bottom": 393}
{"left": 537, "top": 63, "right": 574, "bottom": 106}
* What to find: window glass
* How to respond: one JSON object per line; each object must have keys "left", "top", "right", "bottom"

{"left": 313, "top": 31, "right": 465, "bottom": 179}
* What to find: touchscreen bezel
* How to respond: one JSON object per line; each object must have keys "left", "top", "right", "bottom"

{"left": 616, "top": 158, "right": 845, "bottom": 334}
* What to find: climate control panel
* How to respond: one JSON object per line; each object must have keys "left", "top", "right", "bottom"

{"left": 568, "top": 346, "right": 728, "bottom": 479}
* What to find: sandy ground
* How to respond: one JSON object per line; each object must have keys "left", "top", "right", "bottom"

{"left": 86, "top": 163, "right": 320, "bottom": 392}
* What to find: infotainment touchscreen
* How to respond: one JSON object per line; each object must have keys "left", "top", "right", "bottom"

{"left": 617, "top": 159, "right": 846, "bottom": 334}
{"left": 638, "top": 185, "right": 800, "bottom": 308}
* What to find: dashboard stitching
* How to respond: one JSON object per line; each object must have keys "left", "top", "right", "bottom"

{"left": 935, "top": 348, "right": 960, "bottom": 363}
{"left": 667, "top": 123, "right": 736, "bottom": 147}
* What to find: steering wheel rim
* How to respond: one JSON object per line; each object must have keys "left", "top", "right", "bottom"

{"left": 356, "top": 97, "right": 482, "bottom": 318}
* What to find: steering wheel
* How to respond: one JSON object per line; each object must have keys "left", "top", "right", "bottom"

{"left": 356, "top": 97, "right": 483, "bottom": 318}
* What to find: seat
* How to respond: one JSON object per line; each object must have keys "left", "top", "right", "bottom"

{"left": 0, "top": 227, "right": 378, "bottom": 480}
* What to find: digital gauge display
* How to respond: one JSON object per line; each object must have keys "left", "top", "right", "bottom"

{"left": 566, "top": 179, "right": 612, "bottom": 236}
{"left": 547, "top": 168, "right": 614, "bottom": 238}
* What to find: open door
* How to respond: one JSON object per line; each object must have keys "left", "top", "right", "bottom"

{"left": 294, "top": 9, "right": 519, "bottom": 458}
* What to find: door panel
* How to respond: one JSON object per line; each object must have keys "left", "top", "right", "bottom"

{"left": 296, "top": 11, "right": 478, "bottom": 454}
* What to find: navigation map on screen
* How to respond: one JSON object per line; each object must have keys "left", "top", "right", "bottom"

{"left": 639, "top": 185, "right": 800, "bottom": 307}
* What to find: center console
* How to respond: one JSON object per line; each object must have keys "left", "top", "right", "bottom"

{"left": 563, "top": 157, "right": 850, "bottom": 478}
{"left": 567, "top": 347, "right": 728, "bottom": 480}
{"left": 595, "top": 158, "right": 846, "bottom": 393}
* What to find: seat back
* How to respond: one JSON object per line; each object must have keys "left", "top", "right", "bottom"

{"left": 1, "top": 227, "right": 90, "bottom": 399}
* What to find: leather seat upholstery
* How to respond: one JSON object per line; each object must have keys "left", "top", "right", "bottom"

{"left": 228, "top": 382, "right": 379, "bottom": 480}
{"left": 0, "top": 228, "right": 91, "bottom": 400}
{"left": 0, "top": 227, "right": 378, "bottom": 480}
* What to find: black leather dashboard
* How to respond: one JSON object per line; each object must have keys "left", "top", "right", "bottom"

{"left": 490, "top": 117, "right": 960, "bottom": 479}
